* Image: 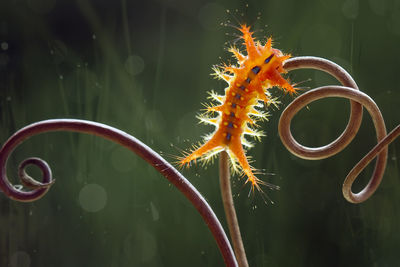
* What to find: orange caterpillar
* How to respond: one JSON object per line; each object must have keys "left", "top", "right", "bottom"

{"left": 180, "top": 24, "right": 296, "bottom": 191}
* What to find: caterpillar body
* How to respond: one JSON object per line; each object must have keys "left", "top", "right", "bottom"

{"left": 180, "top": 25, "right": 296, "bottom": 191}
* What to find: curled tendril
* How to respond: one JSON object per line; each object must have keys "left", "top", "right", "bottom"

{"left": 281, "top": 56, "right": 400, "bottom": 203}
{"left": 0, "top": 119, "right": 237, "bottom": 267}
{"left": 18, "top": 157, "right": 55, "bottom": 190}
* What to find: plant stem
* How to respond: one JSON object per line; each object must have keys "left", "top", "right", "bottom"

{"left": 281, "top": 56, "right": 400, "bottom": 203}
{"left": 219, "top": 151, "right": 249, "bottom": 267}
{"left": 0, "top": 119, "right": 238, "bottom": 266}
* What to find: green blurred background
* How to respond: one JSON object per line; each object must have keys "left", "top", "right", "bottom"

{"left": 0, "top": 0, "right": 399, "bottom": 266}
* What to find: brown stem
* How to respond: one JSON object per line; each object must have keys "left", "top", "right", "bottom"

{"left": 0, "top": 119, "right": 238, "bottom": 267}
{"left": 283, "top": 56, "right": 362, "bottom": 159}
{"left": 219, "top": 151, "right": 249, "bottom": 267}
{"left": 280, "top": 56, "right": 399, "bottom": 203}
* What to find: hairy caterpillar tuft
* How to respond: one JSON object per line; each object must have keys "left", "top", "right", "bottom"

{"left": 180, "top": 24, "right": 297, "bottom": 192}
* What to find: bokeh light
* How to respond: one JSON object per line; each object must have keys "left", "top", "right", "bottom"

{"left": 78, "top": 183, "right": 108, "bottom": 212}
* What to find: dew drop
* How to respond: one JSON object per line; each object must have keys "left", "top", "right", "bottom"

{"left": 150, "top": 202, "right": 159, "bottom": 221}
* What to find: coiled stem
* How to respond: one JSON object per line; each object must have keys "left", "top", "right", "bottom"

{"left": 0, "top": 119, "right": 237, "bottom": 267}
{"left": 281, "top": 56, "right": 399, "bottom": 203}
